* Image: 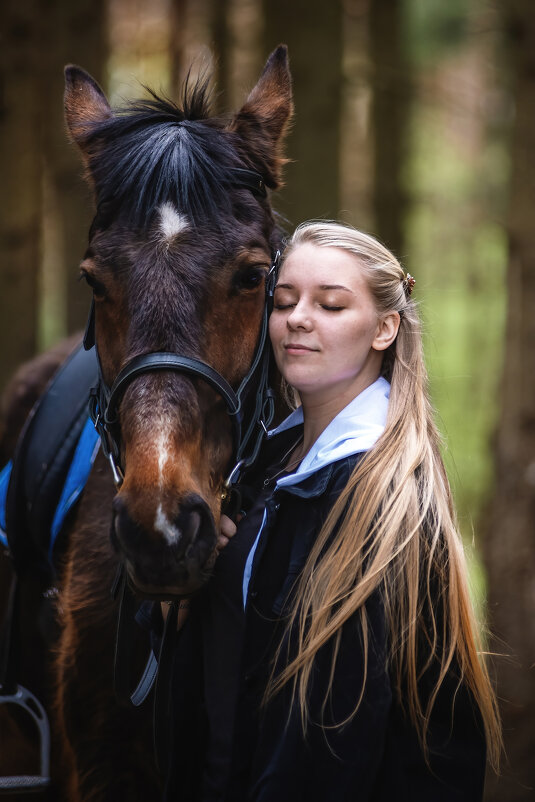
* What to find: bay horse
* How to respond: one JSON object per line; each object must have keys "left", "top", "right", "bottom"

{"left": 0, "top": 46, "right": 292, "bottom": 801}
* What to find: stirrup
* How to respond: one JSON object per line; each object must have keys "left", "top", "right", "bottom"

{"left": 0, "top": 684, "right": 51, "bottom": 794}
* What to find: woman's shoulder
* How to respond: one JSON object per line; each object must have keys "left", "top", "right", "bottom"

{"left": 328, "top": 452, "right": 364, "bottom": 486}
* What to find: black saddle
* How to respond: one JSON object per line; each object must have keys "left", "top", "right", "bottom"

{"left": 0, "top": 341, "right": 98, "bottom": 794}
{"left": 5, "top": 342, "right": 99, "bottom": 582}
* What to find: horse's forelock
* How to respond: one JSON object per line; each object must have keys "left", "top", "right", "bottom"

{"left": 84, "top": 82, "right": 247, "bottom": 229}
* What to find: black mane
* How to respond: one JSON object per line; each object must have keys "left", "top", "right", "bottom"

{"left": 85, "top": 78, "right": 245, "bottom": 228}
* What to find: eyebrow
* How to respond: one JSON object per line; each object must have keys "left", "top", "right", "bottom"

{"left": 274, "top": 283, "right": 354, "bottom": 293}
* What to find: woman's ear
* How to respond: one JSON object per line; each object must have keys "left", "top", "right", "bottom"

{"left": 372, "top": 311, "right": 400, "bottom": 352}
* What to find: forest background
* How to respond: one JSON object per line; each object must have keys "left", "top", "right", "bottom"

{"left": 1, "top": 0, "right": 533, "bottom": 799}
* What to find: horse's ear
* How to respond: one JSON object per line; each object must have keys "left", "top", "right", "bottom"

{"left": 229, "top": 45, "right": 293, "bottom": 189}
{"left": 64, "top": 65, "right": 112, "bottom": 158}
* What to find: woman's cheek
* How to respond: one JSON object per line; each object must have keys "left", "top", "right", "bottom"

{"left": 268, "top": 312, "right": 278, "bottom": 343}
{"left": 268, "top": 314, "right": 284, "bottom": 354}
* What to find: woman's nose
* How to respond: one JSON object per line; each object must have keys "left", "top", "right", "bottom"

{"left": 287, "top": 301, "right": 312, "bottom": 329}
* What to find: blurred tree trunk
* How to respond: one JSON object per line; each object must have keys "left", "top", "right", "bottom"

{"left": 208, "top": 0, "right": 231, "bottom": 113}
{"left": 169, "top": 0, "right": 188, "bottom": 96}
{"left": 262, "top": 0, "right": 342, "bottom": 227}
{"left": 340, "top": 0, "right": 374, "bottom": 233}
{"left": 0, "top": 1, "right": 42, "bottom": 391}
{"left": 40, "top": 1, "right": 109, "bottom": 340}
{"left": 483, "top": 3, "right": 535, "bottom": 800}
{"left": 369, "top": 0, "right": 409, "bottom": 256}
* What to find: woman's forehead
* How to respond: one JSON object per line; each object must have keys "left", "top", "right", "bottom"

{"left": 279, "top": 242, "right": 366, "bottom": 288}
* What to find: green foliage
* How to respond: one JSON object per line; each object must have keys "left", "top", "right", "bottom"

{"left": 401, "top": 0, "right": 510, "bottom": 573}
{"left": 405, "top": 97, "right": 508, "bottom": 547}
{"left": 404, "top": 0, "right": 471, "bottom": 64}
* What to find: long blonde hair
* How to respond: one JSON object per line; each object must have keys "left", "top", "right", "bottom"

{"left": 267, "top": 221, "right": 501, "bottom": 767}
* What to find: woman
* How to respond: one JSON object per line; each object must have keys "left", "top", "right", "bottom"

{"left": 172, "top": 221, "right": 500, "bottom": 802}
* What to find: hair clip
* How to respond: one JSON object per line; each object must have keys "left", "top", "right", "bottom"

{"left": 403, "top": 273, "right": 416, "bottom": 297}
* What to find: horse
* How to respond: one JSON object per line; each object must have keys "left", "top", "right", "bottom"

{"left": 0, "top": 45, "right": 292, "bottom": 801}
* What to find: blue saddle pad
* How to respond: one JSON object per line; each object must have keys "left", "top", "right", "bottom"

{"left": 0, "top": 417, "right": 99, "bottom": 558}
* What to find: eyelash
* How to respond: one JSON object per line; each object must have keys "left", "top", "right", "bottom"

{"left": 273, "top": 303, "right": 344, "bottom": 312}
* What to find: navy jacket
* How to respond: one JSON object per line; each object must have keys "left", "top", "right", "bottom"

{"left": 165, "top": 424, "right": 487, "bottom": 801}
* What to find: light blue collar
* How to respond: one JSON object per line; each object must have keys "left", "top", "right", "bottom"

{"left": 271, "top": 376, "right": 390, "bottom": 489}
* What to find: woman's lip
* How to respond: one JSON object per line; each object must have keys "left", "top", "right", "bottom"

{"left": 284, "top": 344, "right": 316, "bottom": 352}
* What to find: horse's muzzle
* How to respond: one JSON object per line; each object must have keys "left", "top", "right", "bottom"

{"left": 110, "top": 492, "right": 217, "bottom": 596}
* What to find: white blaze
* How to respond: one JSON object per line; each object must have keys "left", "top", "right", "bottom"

{"left": 158, "top": 202, "right": 190, "bottom": 241}
{"left": 156, "top": 430, "right": 171, "bottom": 488}
{"left": 153, "top": 425, "right": 179, "bottom": 544}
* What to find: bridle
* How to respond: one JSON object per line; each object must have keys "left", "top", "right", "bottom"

{"left": 85, "top": 167, "right": 280, "bottom": 491}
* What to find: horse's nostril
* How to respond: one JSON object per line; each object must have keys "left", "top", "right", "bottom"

{"left": 185, "top": 509, "right": 201, "bottom": 539}
{"left": 112, "top": 495, "right": 125, "bottom": 518}
{"left": 112, "top": 495, "right": 143, "bottom": 550}
{"left": 172, "top": 506, "right": 202, "bottom": 543}
{"left": 176, "top": 495, "right": 213, "bottom": 544}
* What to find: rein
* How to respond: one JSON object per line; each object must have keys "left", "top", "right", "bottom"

{"left": 85, "top": 167, "right": 279, "bottom": 489}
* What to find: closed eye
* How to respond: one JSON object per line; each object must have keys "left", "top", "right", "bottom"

{"left": 273, "top": 303, "right": 344, "bottom": 311}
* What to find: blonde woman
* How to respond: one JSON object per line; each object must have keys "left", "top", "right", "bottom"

{"left": 173, "top": 221, "right": 501, "bottom": 802}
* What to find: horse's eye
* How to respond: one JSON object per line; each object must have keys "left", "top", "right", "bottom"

{"left": 233, "top": 267, "right": 266, "bottom": 291}
{"left": 79, "top": 270, "right": 106, "bottom": 299}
